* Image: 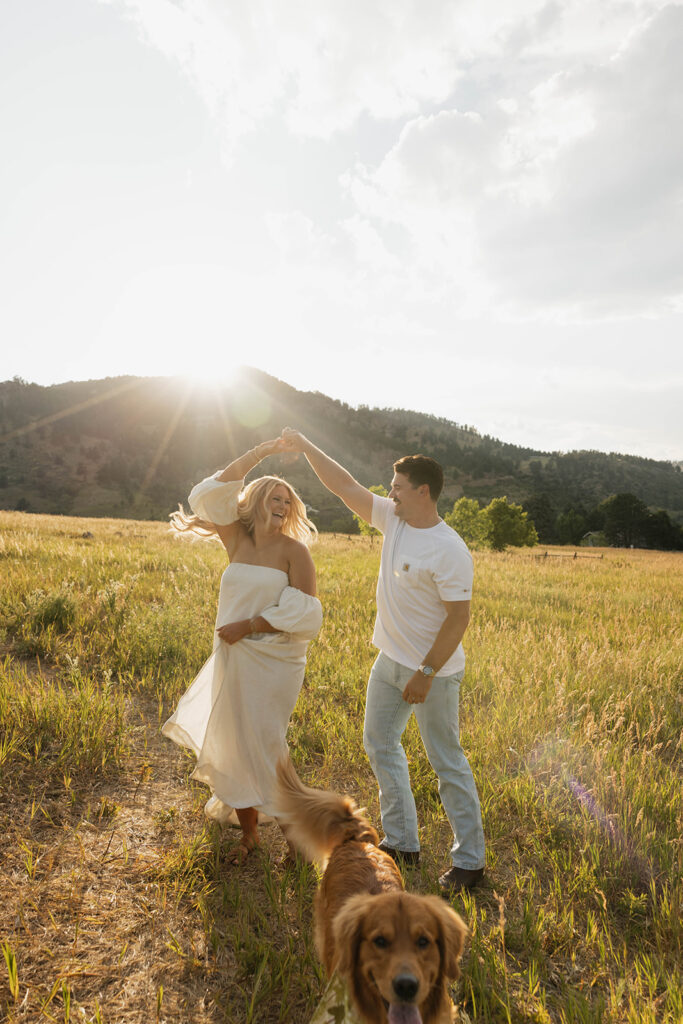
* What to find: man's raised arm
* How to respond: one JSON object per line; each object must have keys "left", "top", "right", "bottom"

{"left": 280, "top": 428, "right": 374, "bottom": 524}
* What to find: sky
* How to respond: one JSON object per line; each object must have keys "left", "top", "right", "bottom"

{"left": 1, "top": 0, "right": 682, "bottom": 461}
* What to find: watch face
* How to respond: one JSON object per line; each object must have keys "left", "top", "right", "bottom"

{"left": 421, "top": 665, "right": 434, "bottom": 676}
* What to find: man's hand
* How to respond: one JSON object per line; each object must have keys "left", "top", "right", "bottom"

{"left": 217, "top": 620, "right": 251, "bottom": 645}
{"left": 402, "top": 672, "right": 432, "bottom": 705}
{"left": 280, "top": 427, "right": 308, "bottom": 453}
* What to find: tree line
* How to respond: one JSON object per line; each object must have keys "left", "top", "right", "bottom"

{"left": 520, "top": 491, "right": 683, "bottom": 550}
{"left": 2, "top": 374, "right": 682, "bottom": 544}
{"left": 377, "top": 491, "right": 683, "bottom": 552}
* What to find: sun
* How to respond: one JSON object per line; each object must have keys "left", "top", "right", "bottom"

{"left": 185, "top": 365, "right": 245, "bottom": 395}
{"left": 180, "top": 366, "right": 273, "bottom": 427}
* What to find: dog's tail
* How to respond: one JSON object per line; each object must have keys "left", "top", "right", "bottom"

{"left": 276, "top": 757, "right": 378, "bottom": 864}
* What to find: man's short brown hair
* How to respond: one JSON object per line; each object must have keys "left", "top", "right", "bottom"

{"left": 393, "top": 455, "right": 444, "bottom": 501}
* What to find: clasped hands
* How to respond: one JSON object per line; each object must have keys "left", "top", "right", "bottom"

{"left": 252, "top": 429, "right": 307, "bottom": 461}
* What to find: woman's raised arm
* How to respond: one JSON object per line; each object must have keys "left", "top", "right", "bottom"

{"left": 216, "top": 438, "right": 286, "bottom": 482}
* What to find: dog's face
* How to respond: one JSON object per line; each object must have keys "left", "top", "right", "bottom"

{"left": 334, "top": 892, "right": 467, "bottom": 1024}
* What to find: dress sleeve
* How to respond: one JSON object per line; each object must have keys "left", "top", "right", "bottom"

{"left": 188, "top": 475, "right": 243, "bottom": 525}
{"left": 260, "top": 587, "right": 323, "bottom": 641}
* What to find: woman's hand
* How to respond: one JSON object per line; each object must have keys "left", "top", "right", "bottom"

{"left": 217, "top": 619, "right": 252, "bottom": 645}
{"left": 252, "top": 438, "right": 286, "bottom": 461}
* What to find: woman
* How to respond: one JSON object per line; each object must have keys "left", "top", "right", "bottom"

{"left": 162, "top": 438, "right": 322, "bottom": 864}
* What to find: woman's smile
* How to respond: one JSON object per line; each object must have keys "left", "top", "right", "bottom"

{"left": 266, "top": 485, "right": 291, "bottom": 528}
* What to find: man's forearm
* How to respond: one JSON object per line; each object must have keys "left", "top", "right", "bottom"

{"left": 422, "top": 607, "right": 470, "bottom": 673}
{"left": 281, "top": 428, "right": 373, "bottom": 520}
{"left": 402, "top": 607, "right": 470, "bottom": 703}
{"left": 300, "top": 439, "right": 361, "bottom": 501}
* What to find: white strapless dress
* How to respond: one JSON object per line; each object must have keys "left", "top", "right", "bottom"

{"left": 162, "top": 476, "right": 322, "bottom": 823}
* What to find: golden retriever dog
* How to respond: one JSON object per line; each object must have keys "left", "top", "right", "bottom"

{"left": 276, "top": 759, "right": 467, "bottom": 1024}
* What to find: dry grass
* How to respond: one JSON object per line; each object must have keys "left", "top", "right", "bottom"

{"left": 0, "top": 510, "right": 681, "bottom": 1023}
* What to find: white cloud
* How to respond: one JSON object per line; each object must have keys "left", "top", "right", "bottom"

{"left": 340, "top": 215, "right": 401, "bottom": 273}
{"left": 105, "top": 0, "right": 675, "bottom": 144}
{"left": 342, "top": 3, "right": 683, "bottom": 319}
{"left": 265, "top": 210, "right": 337, "bottom": 264}
{"left": 102, "top": 0, "right": 683, "bottom": 320}
{"left": 100, "top": 0, "right": 465, "bottom": 145}
{"left": 484, "top": 4, "right": 683, "bottom": 316}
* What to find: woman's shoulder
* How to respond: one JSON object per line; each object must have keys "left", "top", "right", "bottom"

{"left": 281, "top": 534, "right": 316, "bottom": 572}
{"left": 282, "top": 534, "right": 310, "bottom": 556}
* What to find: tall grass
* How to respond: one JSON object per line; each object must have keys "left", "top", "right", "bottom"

{"left": 0, "top": 511, "right": 681, "bottom": 1022}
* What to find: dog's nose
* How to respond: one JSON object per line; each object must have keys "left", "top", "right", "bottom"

{"left": 392, "top": 972, "right": 419, "bottom": 1001}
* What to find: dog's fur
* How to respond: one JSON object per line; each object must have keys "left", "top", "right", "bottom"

{"left": 276, "top": 759, "right": 467, "bottom": 1024}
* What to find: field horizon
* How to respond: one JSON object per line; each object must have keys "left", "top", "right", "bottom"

{"left": 1, "top": 510, "right": 681, "bottom": 1023}
{"left": 2, "top": 372, "right": 682, "bottom": 532}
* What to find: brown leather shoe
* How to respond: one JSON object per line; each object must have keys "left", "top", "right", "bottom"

{"left": 438, "top": 864, "right": 484, "bottom": 894}
{"left": 378, "top": 840, "right": 421, "bottom": 866}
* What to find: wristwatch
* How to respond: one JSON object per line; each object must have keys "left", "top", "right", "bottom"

{"left": 418, "top": 663, "right": 435, "bottom": 677}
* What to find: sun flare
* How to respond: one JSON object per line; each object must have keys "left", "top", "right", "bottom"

{"left": 185, "top": 366, "right": 244, "bottom": 394}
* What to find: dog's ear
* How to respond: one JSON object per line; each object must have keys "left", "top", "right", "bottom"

{"left": 333, "top": 895, "right": 383, "bottom": 1021}
{"left": 425, "top": 896, "right": 468, "bottom": 979}
{"left": 332, "top": 894, "right": 368, "bottom": 978}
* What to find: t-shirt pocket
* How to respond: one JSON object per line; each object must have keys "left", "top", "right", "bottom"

{"left": 392, "top": 558, "right": 430, "bottom": 587}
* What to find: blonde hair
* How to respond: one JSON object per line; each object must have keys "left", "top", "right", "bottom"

{"left": 170, "top": 475, "right": 317, "bottom": 546}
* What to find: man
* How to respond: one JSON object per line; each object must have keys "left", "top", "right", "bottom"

{"left": 280, "top": 428, "right": 485, "bottom": 893}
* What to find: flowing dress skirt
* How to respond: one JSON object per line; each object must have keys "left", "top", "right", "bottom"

{"left": 162, "top": 562, "right": 320, "bottom": 823}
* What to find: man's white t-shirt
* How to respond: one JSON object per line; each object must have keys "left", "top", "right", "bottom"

{"left": 371, "top": 494, "right": 473, "bottom": 676}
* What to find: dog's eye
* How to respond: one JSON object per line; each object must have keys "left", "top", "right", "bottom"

{"left": 373, "top": 936, "right": 389, "bottom": 948}
{"left": 416, "top": 936, "right": 430, "bottom": 948}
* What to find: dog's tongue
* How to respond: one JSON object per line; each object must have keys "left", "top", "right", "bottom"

{"left": 387, "top": 1006, "right": 422, "bottom": 1024}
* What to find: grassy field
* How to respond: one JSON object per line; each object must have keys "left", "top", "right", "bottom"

{"left": 0, "top": 509, "right": 681, "bottom": 1024}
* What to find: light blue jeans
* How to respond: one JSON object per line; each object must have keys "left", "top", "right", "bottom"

{"left": 363, "top": 652, "right": 485, "bottom": 870}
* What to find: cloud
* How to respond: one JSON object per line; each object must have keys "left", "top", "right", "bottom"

{"left": 105, "top": 0, "right": 660, "bottom": 143}
{"left": 340, "top": 215, "right": 401, "bottom": 273}
{"left": 99, "top": 0, "right": 683, "bottom": 321}
{"left": 100, "top": 0, "right": 467, "bottom": 144}
{"left": 99, "top": 0, "right": 287, "bottom": 145}
{"left": 484, "top": 4, "right": 683, "bottom": 316}
{"left": 344, "top": 3, "right": 683, "bottom": 319}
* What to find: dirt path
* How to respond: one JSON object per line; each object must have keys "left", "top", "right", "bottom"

{"left": 2, "top": 694, "right": 293, "bottom": 1024}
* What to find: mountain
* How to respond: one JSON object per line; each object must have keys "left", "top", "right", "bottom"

{"left": 1, "top": 370, "right": 682, "bottom": 530}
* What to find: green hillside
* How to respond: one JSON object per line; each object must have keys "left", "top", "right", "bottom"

{"left": 1, "top": 370, "right": 681, "bottom": 531}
